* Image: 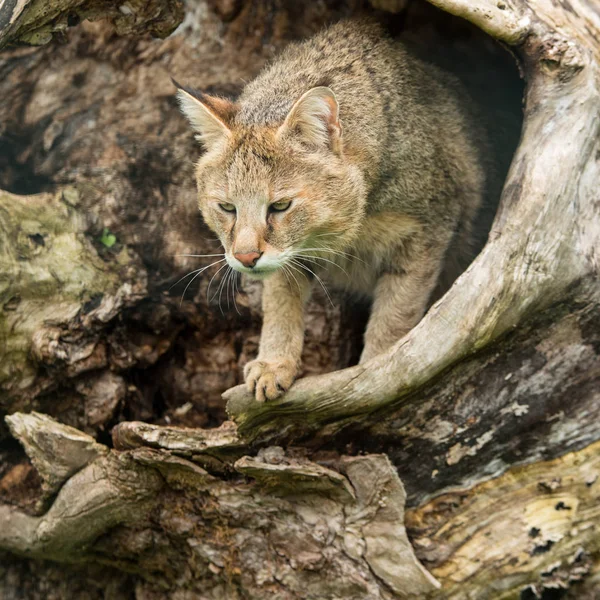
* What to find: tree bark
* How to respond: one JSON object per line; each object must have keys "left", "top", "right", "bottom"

{"left": 0, "top": 0, "right": 598, "bottom": 598}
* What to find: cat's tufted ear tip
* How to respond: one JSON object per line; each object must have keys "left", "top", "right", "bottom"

{"left": 174, "top": 81, "right": 237, "bottom": 149}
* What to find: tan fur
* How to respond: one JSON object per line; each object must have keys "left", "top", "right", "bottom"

{"left": 176, "top": 18, "right": 489, "bottom": 401}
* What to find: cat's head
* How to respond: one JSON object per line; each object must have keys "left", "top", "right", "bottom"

{"left": 176, "top": 82, "right": 366, "bottom": 279}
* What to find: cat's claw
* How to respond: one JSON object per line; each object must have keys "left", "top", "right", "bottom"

{"left": 244, "top": 359, "right": 297, "bottom": 402}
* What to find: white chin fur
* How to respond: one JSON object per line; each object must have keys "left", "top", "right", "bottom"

{"left": 235, "top": 266, "right": 278, "bottom": 279}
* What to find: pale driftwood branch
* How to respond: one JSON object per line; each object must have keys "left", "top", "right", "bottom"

{"left": 225, "top": 0, "right": 600, "bottom": 443}
{"left": 426, "top": 0, "right": 531, "bottom": 43}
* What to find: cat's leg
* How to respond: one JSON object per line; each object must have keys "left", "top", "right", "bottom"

{"left": 244, "top": 270, "right": 311, "bottom": 402}
{"left": 359, "top": 239, "right": 448, "bottom": 364}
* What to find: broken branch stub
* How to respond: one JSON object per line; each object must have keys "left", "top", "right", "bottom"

{"left": 5, "top": 411, "right": 108, "bottom": 505}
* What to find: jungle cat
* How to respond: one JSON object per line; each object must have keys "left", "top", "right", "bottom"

{"left": 176, "top": 18, "right": 489, "bottom": 402}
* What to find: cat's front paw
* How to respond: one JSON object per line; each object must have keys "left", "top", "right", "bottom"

{"left": 244, "top": 358, "right": 298, "bottom": 402}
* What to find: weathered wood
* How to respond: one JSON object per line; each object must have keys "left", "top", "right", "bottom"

{"left": 407, "top": 440, "right": 600, "bottom": 599}
{"left": 0, "top": 0, "right": 598, "bottom": 597}
{"left": 0, "top": 189, "right": 147, "bottom": 413}
{"left": 2, "top": 412, "right": 441, "bottom": 599}
{"left": 0, "top": 0, "right": 184, "bottom": 48}
{"left": 5, "top": 411, "right": 108, "bottom": 507}
{"left": 358, "top": 296, "right": 600, "bottom": 507}
{"left": 3, "top": 412, "right": 599, "bottom": 598}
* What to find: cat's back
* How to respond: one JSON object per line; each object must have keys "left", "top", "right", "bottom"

{"left": 235, "top": 19, "right": 396, "bottom": 133}
{"left": 235, "top": 19, "right": 480, "bottom": 172}
{"left": 236, "top": 17, "right": 487, "bottom": 220}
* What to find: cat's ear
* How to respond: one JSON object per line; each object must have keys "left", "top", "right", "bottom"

{"left": 173, "top": 79, "right": 236, "bottom": 149}
{"left": 277, "top": 87, "right": 342, "bottom": 153}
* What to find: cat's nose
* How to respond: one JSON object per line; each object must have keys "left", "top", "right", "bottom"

{"left": 234, "top": 251, "right": 262, "bottom": 268}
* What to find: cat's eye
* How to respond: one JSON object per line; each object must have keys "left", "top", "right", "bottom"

{"left": 219, "top": 202, "right": 236, "bottom": 213}
{"left": 269, "top": 200, "right": 292, "bottom": 212}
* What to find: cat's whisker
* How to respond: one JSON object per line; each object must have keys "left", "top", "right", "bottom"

{"left": 223, "top": 268, "right": 234, "bottom": 313}
{"left": 313, "top": 232, "right": 339, "bottom": 239}
{"left": 291, "top": 260, "right": 335, "bottom": 308}
{"left": 231, "top": 270, "right": 241, "bottom": 315}
{"left": 170, "top": 268, "right": 204, "bottom": 291}
{"left": 172, "top": 258, "right": 227, "bottom": 299}
{"left": 291, "top": 252, "right": 350, "bottom": 279}
{"left": 227, "top": 269, "right": 234, "bottom": 311}
{"left": 211, "top": 268, "right": 227, "bottom": 311}
{"left": 280, "top": 264, "right": 292, "bottom": 287}
{"left": 282, "top": 263, "right": 302, "bottom": 294}
{"left": 286, "top": 261, "right": 310, "bottom": 284}
{"left": 290, "top": 259, "right": 335, "bottom": 308}
{"left": 207, "top": 263, "right": 229, "bottom": 305}
{"left": 310, "top": 233, "right": 362, "bottom": 252}
{"left": 292, "top": 255, "right": 347, "bottom": 279}
{"left": 219, "top": 269, "right": 229, "bottom": 313}
{"left": 208, "top": 263, "right": 229, "bottom": 304}
{"left": 226, "top": 268, "right": 235, "bottom": 312}
{"left": 179, "top": 262, "right": 224, "bottom": 306}
{"left": 301, "top": 246, "right": 366, "bottom": 264}
{"left": 217, "top": 267, "right": 231, "bottom": 315}
{"left": 225, "top": 268, "right": 232, "bottom": 312}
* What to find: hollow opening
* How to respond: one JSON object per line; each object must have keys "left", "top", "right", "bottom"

{"left": 390, "top": 1, "right": 525, "bottom": 296}
{"left": 162, "top": 1, "right": 524, "bottom": 426}
{"left": 296, "top": 2, "right": 526, "bottom": 369}
{"left": 0, "top": 0, "right": 524, "bottom": 442}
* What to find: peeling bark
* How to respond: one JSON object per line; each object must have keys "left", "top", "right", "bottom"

{"left": 2, "top": 412, "right": 441, "bottom": 599}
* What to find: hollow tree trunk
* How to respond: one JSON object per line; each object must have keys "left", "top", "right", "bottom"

{"left": 0, "top": 0, "right": 599, "bottom": 599}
